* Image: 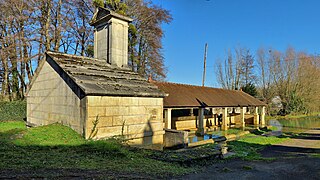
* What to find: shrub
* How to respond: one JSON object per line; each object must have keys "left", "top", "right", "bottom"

{"left": 0, "top": 101, "right": 26, "bottom": 121}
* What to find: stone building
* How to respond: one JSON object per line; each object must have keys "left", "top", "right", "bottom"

{"left": 27, "top": 7, "right": 266, "bottom": 150}
{"left": 27, "top": 7, "right": 165, "bottom": 150}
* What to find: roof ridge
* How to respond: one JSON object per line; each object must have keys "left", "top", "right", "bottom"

{"left": 46, "top": 51, "right": 100, "bottom": 61}
{"left": 46, "top": 51, "right": 133, "bottom": 72}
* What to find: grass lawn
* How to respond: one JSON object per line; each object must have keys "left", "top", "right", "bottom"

{"left": 0, "top": 120, "right": 292, "bottom": 178}
{"left": 0, "top": 121, "right": 194, "bottom": 178}
{"left": 227, "top": 133, "right": 289, "bottom": 161}
{"left": 0, "top": 105, "right": 299, "bottom": 179}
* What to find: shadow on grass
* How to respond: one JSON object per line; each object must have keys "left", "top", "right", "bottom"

{"left": 260, "top": 145, "right": 320, "bottom": 158}
{"left": 0, "top": 123, "right": 193, "bottom": 179}
{"left": 277, "top": 130, "right": 320, "bottom": 141}
{"left": 227, "top": 140, "right": 320, "bottom": 161}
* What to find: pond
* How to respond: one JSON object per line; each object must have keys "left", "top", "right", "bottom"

{"left": 187, "top": 116, "right": 320, "bottom": 144}
{"left": 267, "top": 116, "right": 320, "bottom": 133}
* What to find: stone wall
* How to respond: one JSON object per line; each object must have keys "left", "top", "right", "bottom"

{"left": 27, "top": 61, "right": 85, "bottom": 135}
{"left": 173, "top": 115, "right": 217, "bottom": 130}
{"left": 86, "top": 96, "right": 164, "bottom": 150}
{"left": 164, "top": 129, "right": 188, "bottom": 149}
{"left": 174, "top": 116, "right": 197, "bottom": 130}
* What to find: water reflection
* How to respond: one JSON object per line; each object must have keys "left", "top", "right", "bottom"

{"left": 267, "top": 116, "right": 320, "bottom": 133}
{"left": 189, "top": 134, "right": 221, "bottom": 143}
{"left": 268, "top": 119, "right": 283, "bottom": 131}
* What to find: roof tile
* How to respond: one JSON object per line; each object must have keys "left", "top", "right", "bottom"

{"left": 152, "top": 81, "right": 265, "bottom": 108}
{"left": 46, "top": 51, "right": 166, "bottom": 97}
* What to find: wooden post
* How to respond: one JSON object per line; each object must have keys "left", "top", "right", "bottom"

{"left": 164, "top": 108, "right": 172, "bottom": 129}
{"left": 222, "top": 107, "right": 228, "bottom": 130}
{"left": 196, "top": 108, "right": 205, "bottom": 135}
{"left": 190, "top": 108, "right": 194, "bottom": 116}
{"left": 240, "top": 107, "right": 245, "bottom": 127}
{"left": 253, "top": 106, "right": 259, "bottom": 125}
{"left": 260, "top": 106, "right": 266, "bottom": 126}
{"left": 212, "top": 108, "right": 216, "bottom": 126}
{"left": 202, "top": 43, "right": 208, "bottom": 87}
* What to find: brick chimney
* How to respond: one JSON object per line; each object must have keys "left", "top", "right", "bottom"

{"left": 90, "top": 7, "right": 132, "bottom": 68}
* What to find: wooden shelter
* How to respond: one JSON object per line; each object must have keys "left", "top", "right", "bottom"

{"left": 152, "top": 82, "right": 266, "bottom": 135}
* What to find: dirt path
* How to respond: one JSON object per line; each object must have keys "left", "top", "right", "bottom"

{"left": 179, "top": 129, "right": 320, "bottom": 180}
{"left": 277, "top": 129, "right": 320, "bottom": 149}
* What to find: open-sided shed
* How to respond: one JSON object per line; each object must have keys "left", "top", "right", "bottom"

{"left": 152, "top": 81, "right": 266, "bottom": 134}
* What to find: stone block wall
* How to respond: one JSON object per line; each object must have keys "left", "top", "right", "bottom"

{"left": 174, "top": 116, "right": 197, "bottom": 130}
{"left": 27, "top": 61, "right": 85, "bottom": 134}
{"left": 86, "top": 96, "right": 164, "bottom": 150}
{"left": 27, "top": 60, "right": 165, "bottom": 150}
{"left": 244, "top": 114, "right": 255, "bottom": 124}
{"left": 164, "top": 129, "right": 188, "bottom": 149}
{"left": 173, "top": 115, "right": 217, "bottom": 130}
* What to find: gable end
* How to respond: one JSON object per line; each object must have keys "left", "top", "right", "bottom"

{"left": 46, "top": 53, "right": 86, "bottom": 99}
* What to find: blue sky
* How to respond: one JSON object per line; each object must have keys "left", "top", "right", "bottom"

{"left": 152, "top": 0, "right": 320, "bottom": 87}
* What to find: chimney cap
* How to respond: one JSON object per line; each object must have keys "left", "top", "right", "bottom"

{"left": 148, "top": 75, "right": 153, "bottom": 82}
{"left": 90, "top": 7, "right": 133, "bottom": 27}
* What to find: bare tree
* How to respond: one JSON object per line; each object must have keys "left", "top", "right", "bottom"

{"left": 216, "top": 47, "right": 255, "bottom": 90}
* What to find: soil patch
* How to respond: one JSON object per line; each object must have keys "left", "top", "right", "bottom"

{"left": 178, "top": 157, "right": 320, "bottom": 180}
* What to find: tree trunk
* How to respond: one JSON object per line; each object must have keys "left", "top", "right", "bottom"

{"left": 54, "top": 0, "right": 62, "bottom": 51}
{"left": 45, "top": 0, "right": 52, "bottom": 51}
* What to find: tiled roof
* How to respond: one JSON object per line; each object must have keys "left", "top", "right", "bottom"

{"left": 45, "top": 51, "right": 166, "bottom": 97}
{"left": 152, "top": 81, "right": 265, "bottom": 108}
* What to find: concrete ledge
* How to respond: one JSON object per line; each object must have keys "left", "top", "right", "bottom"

{"left": 225, "top": 131, "right": 250, "bottom": 141}
{"left": 188, "top": 139, "right": 214, "bottom": 148}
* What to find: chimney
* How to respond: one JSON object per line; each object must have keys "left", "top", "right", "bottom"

{"left": 90, "top": 7, "right": 133, "bottom": 68}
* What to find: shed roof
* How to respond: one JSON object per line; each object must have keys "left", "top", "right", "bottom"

{"left": 152, "top": 81, "right": 266, "bottom": 108}
{"left": 42, "top": 51, "right": 165, "bottom": 98}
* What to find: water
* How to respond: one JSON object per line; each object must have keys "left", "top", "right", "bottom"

{"left": 268, "top": 116, "right": 320, "bottom": 133}
{"left": 188, "top": 128, "right": 244, "bottom": 143}
{"left": 188, "top": 134, "right": 222, "bottom": 143}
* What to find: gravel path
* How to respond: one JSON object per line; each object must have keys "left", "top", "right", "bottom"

{"left": 179, "top": 129, "right": 320, "bottom": 180}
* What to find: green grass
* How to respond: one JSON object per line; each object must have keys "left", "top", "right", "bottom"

{"left": 227, "top": 133, "right": 289, "bottom": 161}
{"left": 237, "top": 134, "right": 288, "bottom": 145}
{"left": 0, "top": 121, "right": 192, "bottom": 178}
{"left": 14, "top": 123, "right": 85, "bottom": 146}
{"left": 309, "top": 153, "right": 320, "bottom": 158}
{"left": 208, "top": 128, "right": 243, "bottom": 136}
{"left": 0, "top": 101, "right": 26, "bottom": 121}
{"left": 0, "top": 121, "right": 26, "bottom": 132}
